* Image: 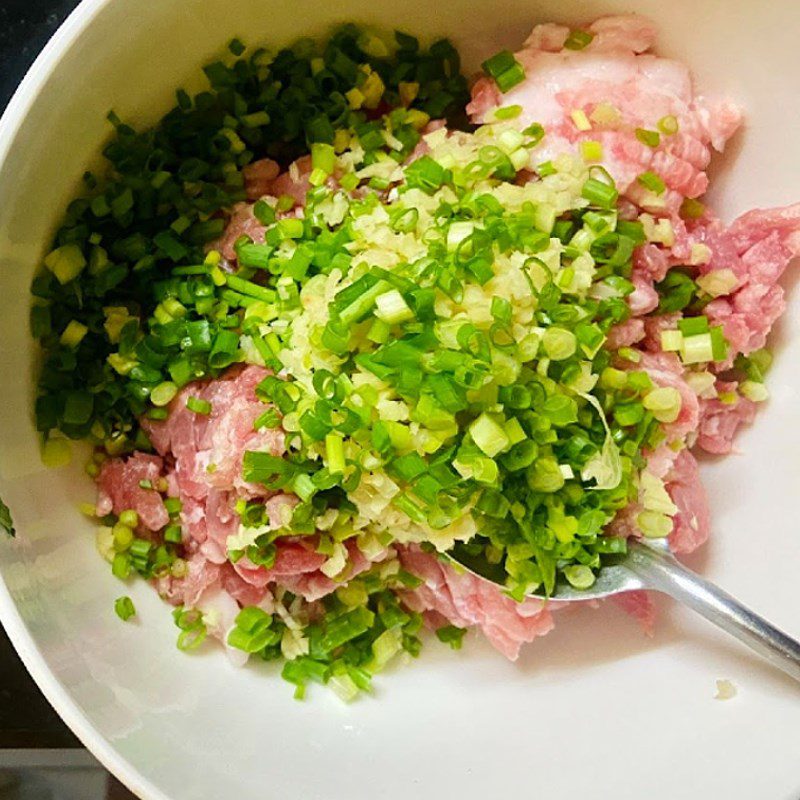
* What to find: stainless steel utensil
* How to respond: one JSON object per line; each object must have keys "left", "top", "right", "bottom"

{"left": 447, "top": 538, "right": 800, "bottom": 682}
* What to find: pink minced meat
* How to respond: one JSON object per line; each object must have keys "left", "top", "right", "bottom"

{"left": 635, "top": 352, "right": 699, "bottom": 442}
{"left": 463, "top": 9, "right": 799, "bottom": 377}
{"left": 242, "top": 157, "right": 281, "bottom": 199}
{"left": 666, "top": 450, "right": 711, "bottom": 554}
{"left": 606, "top": 443, "right": 709, "bottom": 556}
{"left": 156, "top": 553, "right": 265, "bottom": 609}
{"left": 465, "top": 13, "right": 800, "bottom": 373}
{"left": 211, "top": 203, "right": 268, "bottom": 261}
{"left": 612, "top": 591, "right": 656, "bottom": 635}
{"left": 606, "top": 318, "right": 646, "bottom": 349}
{"left": 630, "top": 205, "right": 800, "bottom": 366}
{"left": 95, "top": 452, "right": 169, "bottom": 531}
{"left": 467, "top": 13, "right": 742, "bottom": 208}
{"left": 696, "top": 381, "right": 757, "bottom": 455}
{"left": 97, "top": 364, "right": 386, "bottom": 646}
{"left": 266, "top": 539, "right": 379, "bottom": 602}
{"left": 703, "top": 205, "right": 800, "bottom": 362}
{"left": 179, "top": 490, "right": 239, "bottom": 564}
{"left": 142, "top": 364, "right": 284, "bottom": 501}
{"left": 398, "top": 546, "right": 555, "bottom": 661}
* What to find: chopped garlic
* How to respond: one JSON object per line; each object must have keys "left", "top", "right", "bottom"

{"left": 739, "top": 380, "right": 769, "bottom": 402}
{"left": 589, "top": 102, "right": 621, "bottom": 126}
{"left": 570, "top": 109, "right": 591, "bottom": 131}
{"left": 685, "top": 371, "right": 718, "bottom": 399}
{"left": 653, "top": 218, "right": 675, "bottom": 247}
{"left": 714, "top": 679, "right": 737, "bottom": 700}
{"left": 696, "top": 268, "right": 738, "bottom": 297}
{"left": 639, "top": 471, "right": 678, "bottom": 515}
{"left": 320, "top": 541, "right": 348, "bottom": 578}
{"left": 281, "top": 627, "right": 310, "bottom": 660}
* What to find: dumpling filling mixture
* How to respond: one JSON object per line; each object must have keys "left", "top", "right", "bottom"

{"left": 31, "top": 16, "right": 799, "bottom": 698}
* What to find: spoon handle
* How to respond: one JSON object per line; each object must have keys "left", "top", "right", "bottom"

{"left": 628, "top": 541, "right": 800, "bottom": 683}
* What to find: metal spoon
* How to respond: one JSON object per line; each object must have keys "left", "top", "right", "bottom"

{"left": 447, "top": 537, "right": 800, "bottom": 682}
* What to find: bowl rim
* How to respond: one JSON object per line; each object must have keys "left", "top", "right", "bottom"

{"left": 0, "top": 1, "right": 166, "bottom": 796}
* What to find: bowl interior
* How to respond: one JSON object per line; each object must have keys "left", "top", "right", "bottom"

{"left": 1, "top": 1, "right": 799, "bottom": 798}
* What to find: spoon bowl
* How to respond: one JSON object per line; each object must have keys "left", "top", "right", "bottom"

{"left": 447, "top": 537, "right": 800, "bottom": 682}
{"left": 447, "top": 540, "right": 649, "bottom": 601}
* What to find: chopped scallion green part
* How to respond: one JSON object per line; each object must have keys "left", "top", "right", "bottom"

{"left": 581, "top": 177, "right": 618, "bottom": 208}
{"left": 114, "top": 596, "right": 136, "bottom": 621}
{"left": 563, "top": 29, "right": 594, "bottom": 50}
{"left": 637, "top": 171, "right": 666, "bottom": 195}
{"left": 186, "top": 396, "right": 212, "bottom": 415}
{"left": 657, "top": 114, "right": 679, "bottom": 135}
{"left": 635, "top": 128, "right": 661, "bottom": 147}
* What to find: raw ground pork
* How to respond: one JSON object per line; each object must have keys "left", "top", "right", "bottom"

{"left": 96, "top": 14, "right": 800, "bottom": 662}
{"left": 98, "top": 365, "right": 390, "bottom": 658}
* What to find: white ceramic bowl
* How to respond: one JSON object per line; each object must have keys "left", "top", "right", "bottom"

{"left": 1, "top": 1, "right": 799, "bottom": 798}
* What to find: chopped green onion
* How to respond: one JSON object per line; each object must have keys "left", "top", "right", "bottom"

{"left": 164, "top": 524, "right": 183, "bottom": 544}
{"left": 637, "top": 510, "right": 673, "bottom": 539}
{"left": 681, "top": 333, "right": 713, "bottom": 364}
{"left": 710, "top": 325, "right": 728, "bottom": 361}
{"left": 311, "top": 142, "right": 336, "bottom": 175}
{"left": 615, "top": 403, "right": 644, "bottom": 426}
{"left": 44, "top": 244, "right": 86, "bottom": 284}
{"left": 151, "top": 381, "right": 178, "bottom": 407}
{"left": 374, "top": 289, "right": 414, "bottom": 324}
{"left": 59, "top": 320, "right": 88, "bottom": 348}
{"left": 580, "top": 140, "right": 603, "bottom": 162}
{"left": 164, "top": 497, "right": 182, "bottom": 516}
{"left": 679, "top": 198, "right": 706, "bottom": 219}
{"left": 435, "top": 625, "right": 467, "bottom": 649}
{"left": 637, "top": 171, "right": 666, "bottom": 195}
{"left": 581, "top": 177, "right": 618, "bottom": 209}
{"left": 660, "top": 329, "right": 683, "bottom": 352}
{"left": 739, "top": 380, "right": 768, "bottom": 402}
{"left": 482, "top": 51, "right": 526, "bottom": 92}
{"left": 678, "top": 316, "right": 709, "bottom": 336}
{"left": 325, "top": 433, "right": 346, "bottom": 474}
{"left": 404, "top": 156, "right": 448, "bottom": 194}
{"left": 276, "top": 218, "right": 304, "bottom": 239}
{"left": 186, "top": 396, "right": 212, "bottom": 415}
{"left": 114, "top": 596, "right": 136, "bottom": 621}
{"left": 469, "top": 413, "right": 510, "bottom": 458}
{"left": 494, "top": 105, "right": 522, "bottom": 120}
{"left": 118, "top": 509, "right": 138, "bottom": 528}
{"left": 642, "top": 387, "right": 682, "bottom": 423}
{"left": 635, "top": 128, "right": 660, "bottom": 147}
{"left": 563, "top": 29, "right": 594, "bottom": 50}
{"left": 657, "top": 115, "right": 679, "bottom": 135}
{"left": 542, "top": 327, "right": 577, "bottom": 360}
{"left": 563, "top": 564, "right": 595, "bottom": 589}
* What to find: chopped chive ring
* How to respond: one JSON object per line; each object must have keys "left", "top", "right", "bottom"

{"left": 680, "top": 197, "right": 706, "bottom": 219}
{"left": 481, "top": 50, "right": 526, "bottom": 93}
{"left": 186, "top": 396, "right": 212, "bottom": 415}
{"left": 657, "top": 114, "right": 679, "bottom": 135}
{"left": 635, "top": 128, "right": 661, "bottom": 147}
{"left": 494, "top": 104, "right": 523, "bottom": 120}
{"left": 563, "top": 29, "right": 594, "bottom": 50}
{"left": 114, "top": 596, "right": 136, "bottom": 621}
{"left": 637, "top": 171, "right": 666, "bottom": 195}
{"left": 582, "top": 177, "right": 619, "bottom": 208}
